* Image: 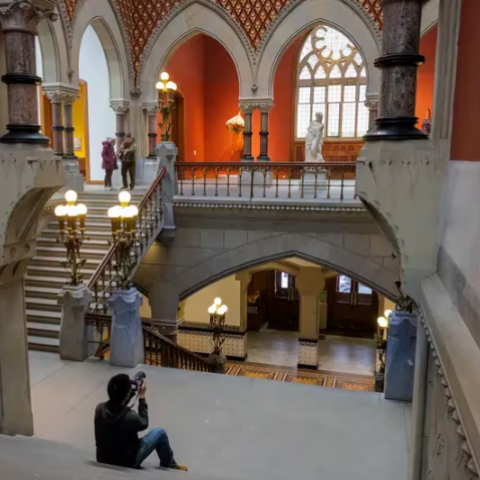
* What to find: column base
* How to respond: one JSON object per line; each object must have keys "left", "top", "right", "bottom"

{"left": 364, "top": 117, "right": 428, "bottom": 141}
{"left": 0, "top": 124, "right": 50, "bottom": 144}
{"left": 241, "top": 154, "right": 254, "bottom": 161}
{"left": 256, "top": 155, "right": 270, "bottom": 162}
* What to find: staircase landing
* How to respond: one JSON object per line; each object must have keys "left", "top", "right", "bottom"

{"left": 30, "top": 352, "right": 410, "bottom": 480}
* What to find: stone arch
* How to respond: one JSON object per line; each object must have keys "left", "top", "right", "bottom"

{"left": 37, "top": 19, "right": 61, "bottom": 84}
{"left": 255, "top": 0, "right": 381, "bottom": 98}
{"left": 139, "top": 2, "right": 254, "bottom": 102}
{"left": 70, "top": 2, "right": 129, "bottom": 99}
{"left": 421, "top": 0, "right": 439, "bottom": 35}
{"left": 166, "top": 232, "right": 397, "bottom": 301}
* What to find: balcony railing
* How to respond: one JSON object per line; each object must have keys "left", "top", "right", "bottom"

{"left": 174, "top": 162, "right": 357, "bottom": 201}
{"left": 87, "top": 167, "right": 166, "bottom": 313}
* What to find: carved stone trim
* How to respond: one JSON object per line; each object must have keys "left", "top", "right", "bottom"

{"left": 419, "top": 309, "right": 480, "bottom": 478}
{"left": 240, "top": 98, "right": 274, "bottom": 112}
{"left": 43, "top": 88, "right": 78, "bottom": 104}
{"left": 142, "top": 103, "right": 159, "bottom": 115}
{"left": 0, "top": 0, "right": 58, "bottom": 32}
{"left": 110, "top": 100, "right": 130, "bottom": 114}
{"left": 60, "top": 91, "right": 80, "bottom": 105}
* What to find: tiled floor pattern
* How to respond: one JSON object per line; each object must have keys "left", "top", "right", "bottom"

{"left": 226, "top": 361, "right": 375, "bottom": 392}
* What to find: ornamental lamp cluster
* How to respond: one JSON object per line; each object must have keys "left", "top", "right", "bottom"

{"left": 377, "top": 309, "right": 393, "bottom": 329}
{"left": 155, "top": 71, "right": 177, "bottom": 142}
{"left": 54, "top": 190, "right": 88, "bottom": 286}
{"left": 208, "top": 297, "right": 228, "bottom": 316}
{"left": 107, "top": 191, "right": 139, "bottom": 239}
{"left": 208, "top": 297, "right": 228, "bottom": 356}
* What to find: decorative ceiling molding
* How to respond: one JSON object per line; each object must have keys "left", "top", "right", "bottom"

{"left": 358, "top": 0, "right": 382, "bottom": 30}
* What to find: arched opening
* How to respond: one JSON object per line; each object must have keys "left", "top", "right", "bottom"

{"left": 174, "top": 255, "right": 395, "bottom": 390}
{"left": 78, "top": 25, "right": 116, "bottom": 183}
{"left": 270, "top": 23, "right": 368, "bottom": 163}
{"left": 156, "top": 33, "right": 240, "bottom": 162}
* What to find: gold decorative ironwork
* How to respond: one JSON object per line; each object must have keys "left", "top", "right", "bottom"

{"left": 208, "top": 298, "right": 228, "bottom": 356}
{"left": 156, "top": 72, "right": 177, "bottom": 142}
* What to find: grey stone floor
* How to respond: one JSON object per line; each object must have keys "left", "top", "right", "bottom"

{"left": 247, "top": 330, "right": 376, "bottom": 375}
{"left": 30, "top": 351, "right": 410, "bottom": 480}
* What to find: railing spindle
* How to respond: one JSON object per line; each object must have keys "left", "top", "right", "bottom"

{"left": 226, "top": 166, "right": 231, "bottom": 197}
{"left": 340, "top": 171, "right": 345, "bottom": 201}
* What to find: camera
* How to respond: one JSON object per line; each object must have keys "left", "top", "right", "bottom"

{"left": 129, "top": 371, "right": 146, "bottom": 400}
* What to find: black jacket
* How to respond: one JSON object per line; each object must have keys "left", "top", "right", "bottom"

{"left": 94, "top": 398, "right": 148, "bottom": 467}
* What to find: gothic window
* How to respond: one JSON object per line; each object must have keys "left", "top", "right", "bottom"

{"left": 296, "top": 25, "right": 369, "bottom": 139}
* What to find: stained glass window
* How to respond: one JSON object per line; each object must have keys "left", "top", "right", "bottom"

{"left": 296, "top": 24, "right": 368, "bottom": 139}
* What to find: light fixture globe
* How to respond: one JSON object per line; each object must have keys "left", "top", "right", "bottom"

{"left": 160, "top": 71, "right": 169, "bottom": 81}
{"left": 214, "top": 297, "right": 222, "bottom": 306}
{"left": 77, "top": 204, "right": 88, "bottom": 216}
{"left": 65, "top": 190, "right": 78, "bottom": 204}
{"left": 55, "top": 205, "right": 67, "bottom": 217}
{"left": 155, "top": 81, "right": 163, "bottom": 91}
{"left": 130, "top": 205, "right": 139, "bottom": 217}
{"left": 166, "top": 81, "right": 177, "bottom": 91}
{"left": 208, "top": 305, "right": 217, "bottom": 314}
{"left": 377, "top": 316, "right": 388, "bottom": 328}
{"left": 118, "top": 191, "right": 131, "bottom": 206}
{"left": 67, "top": 205, "right": 78, "bottom": 217}
{"left": 108, "top": 206, "right": 122, "bottom": 218}
{"left": 384, "top": 309, "right": 393, "bottom": 319}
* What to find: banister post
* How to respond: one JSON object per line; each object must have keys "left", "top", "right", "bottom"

{"left": 156, "top": 141, "right": 177, "bottom": 245}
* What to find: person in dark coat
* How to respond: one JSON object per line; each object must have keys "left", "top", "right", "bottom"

{"left": 101, "top": 138, "right": 117, "bottom": 190}
{"left": 94, "top": 373, "right": 187, "bottom": 471}
{"left": 120, "top": 134, "right": 137, "bottom": 190}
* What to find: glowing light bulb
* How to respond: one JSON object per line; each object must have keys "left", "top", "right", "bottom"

{"left": 214, "top": 297, "right": 222, "bottom": 306}
{"left": 122, "top": 206, "right": 134, "bottom": 219}
{"left": 221, "top": 305, "right": 228, "bottom": 314}
{"left": 54, "top": 205, "right": 67, "bottom": 217}
{"left": 208, "top": 305, "right": 217, "bottom": 315}
{"left": 377, "top": 316, "right": 388, "bottom": 328}
{"left": 384, "top": 309, "right": 393, "bottom": 319}
{"left": 108, "top": 206, "right": 122, "bottom": 219}
{"left": 155, "top": 81, "right": 163, "bottom": 91}
{"left": 119, "top": 191, "right": 131, "bottom": 206}
{"left": 160, "top": 72, "right": 170, "bottom": 81}
{"left": 130, "top": 205, "right": 139, "bottom": 217}
{"left": 77, "top": 204, "right": 87, "bottom": 216}
{"left": 166, "top": 81, "right": 177, "bottom": 91}
{"left": 67, "top": 205, "right": 78, "bottom": 217}
{"left": 65, "top": 190, "right": 77, "bottom": 203}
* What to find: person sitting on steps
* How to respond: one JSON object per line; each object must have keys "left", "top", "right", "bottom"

{"left": 95, "top": 373, "right": 187, "bottom": 471}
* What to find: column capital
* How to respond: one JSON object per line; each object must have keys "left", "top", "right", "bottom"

{"left": 365, "top": 92, "right": 379, "bottom": 110}
{"left": 0, "top": 0, "right": 58, "bottom": 32}
{"left": 239, "top": 98, "right": 274, "bottom": 112}
{"left": 110, "top": 100, "right": 130, "bottom": 114}
{"left": 43, "top": 88, "right": 76, "bottom": 104}
{"left": 61, "top": 91, "right": 80, "bottom": 105}
{"left": 142, "top": 103, "right": 159, "bottom": 115}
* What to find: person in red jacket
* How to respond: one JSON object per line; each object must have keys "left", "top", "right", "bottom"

{"left": 102, "top": 138, "right": 117, "bottom": 190}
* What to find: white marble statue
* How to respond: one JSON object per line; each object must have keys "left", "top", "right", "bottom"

{"left": 305, "top": 112, "right": 325, "bottom": 163}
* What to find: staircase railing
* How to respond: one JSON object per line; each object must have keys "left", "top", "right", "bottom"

{"left": 85, "top": 312, "right": 214, "bottom": 373}
{"left": 87, "top": 167, "right": 166, "bottom": 313}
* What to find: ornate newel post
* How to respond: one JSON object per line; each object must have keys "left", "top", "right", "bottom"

{"left": 143, "top": 104, "right": 158, "bottom": 158}
{"left": 62, "top": 91, "right": 84, "bottom": 191}
{"left": 257, "top": 101, "right": 273, "bottom": 162}
{"left": 110, "top": 101, "right": 130, "bottom": 153}
{"left": 240, "top": 102, "right": 254, "bottom": 161}
{"left": 0, "top": 0, "right": 56, "bottom": 144}
{"left": 44, "top": 90, "right": 64, "bottom": 155}
{"left": 0, "top": 0, "right": 63, "bottom": 437}
{"left": 364, "top": 0, "right": 427, "bottom": 140}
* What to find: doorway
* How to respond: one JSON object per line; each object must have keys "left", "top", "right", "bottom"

{"left": 171, "top": 91, "right": 185, "bottom": 162}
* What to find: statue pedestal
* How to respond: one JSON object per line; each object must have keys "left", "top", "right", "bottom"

{"left": 238, "top": 170, "right": 273, "bottom": 189}
{"left": 57, "top": 285, "right": 93, "bottom": 361}
{"left": 108, "top": 289, "right": 144, "bottom": 368}
{"left": 297, "top": 170, "right": 327, "bottom": 194}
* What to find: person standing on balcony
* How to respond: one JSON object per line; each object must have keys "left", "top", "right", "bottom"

{"left": 95, "top": 374, "right": 187, "bottom": 471}
{"left": 120, "top": 134, "right": 137, "bottom": 190}
{"left": 102, "top": 138, "right": 117, "bottom": 191}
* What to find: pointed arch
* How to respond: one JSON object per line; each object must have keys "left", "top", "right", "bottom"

{"left": 139, "top": 2, "right": 254, "bottom": 102}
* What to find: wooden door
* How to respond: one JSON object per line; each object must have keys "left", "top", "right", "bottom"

{"left": 326, "top": 275, "right": 378, "bottom": 335}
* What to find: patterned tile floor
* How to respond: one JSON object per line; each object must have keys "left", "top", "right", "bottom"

{"left": 226, "top": 361, "right": 375, "bottom": 392}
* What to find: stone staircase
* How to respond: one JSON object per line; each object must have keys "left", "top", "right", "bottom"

{"left": 26, "top": 190, "right": 145, "bottom": 353}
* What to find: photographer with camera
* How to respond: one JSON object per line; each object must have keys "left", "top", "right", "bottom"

{"left": 95, "top": 372, "right": 187, "bottom": 471}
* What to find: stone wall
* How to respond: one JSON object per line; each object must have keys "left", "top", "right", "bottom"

{"left": 135, "top": 206, "right": 400, "bottom": 319}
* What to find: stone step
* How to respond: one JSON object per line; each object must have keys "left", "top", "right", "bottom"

{"left": 27, "top": 265, "right": 96, "bottom": 279}
{"left": 31, "top": 256, "right": 102, "bottom": 269}
{"left": 40, "top": 229, "right": 113, "bottom": 241}
{"left": 27, "top": 335, "right": 59, "bottom": 351}
{"left": 36, "top": 245, "right": 110, "bottom": 260}
{"left": 26, "top": 308, "right": 62, "bottom": 321}
{"left": 25, "top": 285, "right": 60, "bottom": 300}
{"left": 27, "top": 322, "right": 60, "bottom": 339}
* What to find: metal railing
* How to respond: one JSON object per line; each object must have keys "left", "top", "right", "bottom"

{"left": 87, "top": 167, "right": 166, "bottom": 313}
{"left": 174, "top": 162, "right": 357, "bottom": 201}
{"left": 85, "top": 312, "right": 214, "bottom": 373}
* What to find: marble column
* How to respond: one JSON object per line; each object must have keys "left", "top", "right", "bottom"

{"left": 62, "top": 91, "right": 83, "bottom": 191}
{"left": 365, "top": 0, "right": 427, "bottom": 140}
{"left": 235, "top": 271, "right": 252, "bottom": 332}
{"left": 240, "top": 102, "right": 254, "bottom": 161}
{"left": 296, "top": 268, "right": 325, "bottom": 368}
{"left": 0, "top": 0, "right": 57, "bottom": 144}
{"left": 111, "top": 101, "right": 130, "bottom": 152}
{"left": 143, "top": 105, "right": 159, "bottom": 158}
{"left": 44, "top": 90, "right": 64, "bottom": 156}
{"left": 257, "top": 101, "right": 273, "bottom": 162}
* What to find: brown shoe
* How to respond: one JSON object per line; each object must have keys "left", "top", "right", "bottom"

{"left": 170, "top": 463, "right": 188, "bottom": 472}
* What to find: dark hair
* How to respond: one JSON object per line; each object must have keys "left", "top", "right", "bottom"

{"left": 107, "top": 374, "right": 131, "bottom": 404}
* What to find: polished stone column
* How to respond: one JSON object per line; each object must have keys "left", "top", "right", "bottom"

{"left": 143, "top": 104, "right": 159, "bottom": 158}
{"left": 0, "top": 0, "right": 57, "bottom": 144}
{"left": 62, "top": 92, "right": 79, "bottom": 157}
{"left": 44, "top": 90, "right": 64, "bottom": 155}
{"left": 257, "top": 101, "right": 273, "bottom": 162}
{"left": 365, "top": 0, "right": 427, "bottom": 140}
{"left": 240, "top": 102, "right": 254, "bottom": 161}
{"left": 111, "top": 101, "right": 130, "bottom": 152}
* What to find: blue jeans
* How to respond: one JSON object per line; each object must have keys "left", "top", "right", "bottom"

{"left": 134, "top": 428, "right": 176, "bottom": 468}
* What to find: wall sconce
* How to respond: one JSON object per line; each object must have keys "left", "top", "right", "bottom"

{"left": 155, "top": 71, "right": 177, "bottom": 142}
{"left": 107, "top": 191, "right": 139, "bottom": 290}
{"left": 208, "top": 297, "right": 228, "bottom": 356}
{"left": 54, "top": 190, "right": 88, "bottom": 286}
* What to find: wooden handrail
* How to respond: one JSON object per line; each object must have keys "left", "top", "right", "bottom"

{"left": 87, "top": 167, "right": 166, "bottom": 297}
{"left": 176, "top": 161, "right": 355, "bottom": 167}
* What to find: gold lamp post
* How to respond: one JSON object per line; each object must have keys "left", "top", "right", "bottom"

{"left": 54, "top": 190, "right": 88, "bottom": 286}
{"left": 107, "top": 191, "right": 139, "bottom": 290}
{"left": 155, "top": 71, "right": 177, "bottom": 142}
{"left": 208, "top": 297, "right": 228, "bottom": 356}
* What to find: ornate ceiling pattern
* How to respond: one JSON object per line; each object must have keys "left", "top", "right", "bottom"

{"left": 63, "top": 0, "right": 78, "bottom": 21}
{"left": 358, "top": 0, "right": 382, "bottom": 29}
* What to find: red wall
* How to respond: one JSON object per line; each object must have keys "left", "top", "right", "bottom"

{"left": 415, "top": 26, "right": 437, "bottom": 125}
{"left": 163, "top": 35, "right": 205, "bottom": 161}
{"left": 270, "top": 38, "right": 302, "bottom": 162}
{"left": 203, "top": 36, "right": 240, "bottom": 161}
{"left": 451, "top": 0, "right": 480, "bottom": 161}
